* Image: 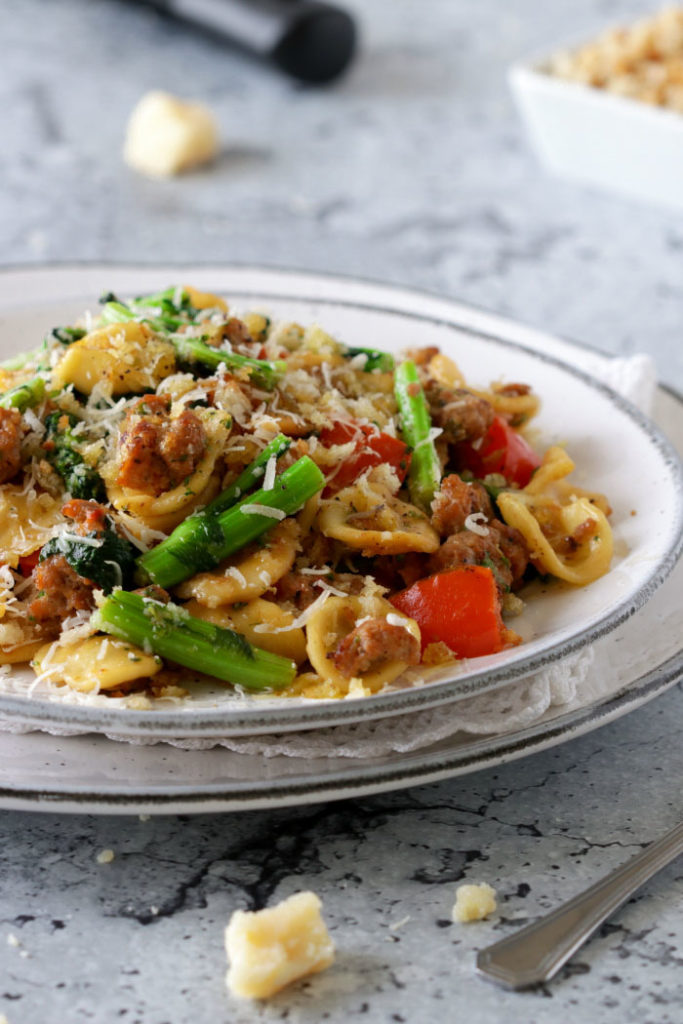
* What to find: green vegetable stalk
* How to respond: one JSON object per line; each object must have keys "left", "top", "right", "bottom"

{"left": 92, "top": 591, "right": 296, "bottom": 692}
{"left": 394, "top": 360, "right": 442, "bottom": 512}
{"left": 99, "top": 298, "right": 285, "bottom": 390}
{"left": 137, "top": 455, "right": 325, "bottom": 589}
{"left": 0, "top": 377, "right": 46, "bottom": 412}
{"left": 204, "top": 433, "right": 292, "bottom": 516}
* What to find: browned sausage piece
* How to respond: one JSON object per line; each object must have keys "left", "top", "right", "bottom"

{"left": 430, "top": 474, "right": 493, "bottom": 537}
{"left": 117, "top": 395, "right": 207, "bottom": 496}
{"left": 333, "top": 617, "right": 420, "bottom": 677}
{"left": 276, "top": 571, "right": 364, "bottom": 610}
{"left": 425, "top": 381, "right": 494, "bottom": 444}
{"left": 0, "top": 408, "right": 23, "bottom": 484}
{"left": 29, "top": 555, "right": 96, "bottom": 623}
{"left": 428, "top": 519, "right": 529, "bottom": 593}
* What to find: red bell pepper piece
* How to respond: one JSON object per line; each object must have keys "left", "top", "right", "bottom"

{"left": 320, "top": 420, "right": 411, "bottom": 494}
{"left": 390, "top": 565, "right": 506, "bottom": 659}
{"left": 455, "top": 416, "right": 541, "bottom": 488}
{"left": 18, "top": 550, "right": 41, "bottom": 576}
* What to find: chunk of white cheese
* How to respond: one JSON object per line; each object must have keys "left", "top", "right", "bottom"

{"left": 123, "top": 91, "right": 219, "bottom": 177}
{"left": 451, "top": 882, "right": 497, "bottom": 923}
{"left": 225, "top": 891, "right": 335, "bottom": 999}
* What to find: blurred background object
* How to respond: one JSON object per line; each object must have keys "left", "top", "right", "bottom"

{"left": 139, "top": 0, "right": 357, "bottom": 83}
{"left": 1, "top": 0, "right": 682, "bottom": 389}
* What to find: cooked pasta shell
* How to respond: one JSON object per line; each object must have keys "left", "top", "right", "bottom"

{"left": 428, "top": 353, "right": 466, "bottom": 389}
{"left": 319, "top": 486, "right": 439, "bottom": 556}
{"left": 0, "top": 485, "right": 64, "bottom": 567}
{"left": 184, "top": 285, "right": 227, "bottom": 311}
{"left": 32, "top": 637, "right": 161, "bottom": 693}
{"left": 305, "top": 594, "right": 420, "bottom": 694}
{"left": 524, "top": 445, "right": 575, "bottom": 495}
{"left": 497, "top": 492, "right": 613, "bottom": 585}
{"left": 184, "top": 597, "right": 307, "bottom": 665}
{"left": 175, "top": 519, "right": 300, "bottom": 607}
{"left": 106, "top": 409, "right": 229, "bottom": 532}
{"left": 0, "top": 640, "right": 44, "bottom": 665}
{"left": 52, "top": 322, "right": 176, "bottom": 396}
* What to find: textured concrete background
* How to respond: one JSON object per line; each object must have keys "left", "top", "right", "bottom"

{"left": 1, "top": 0, "right": 683, "bottom": 1021}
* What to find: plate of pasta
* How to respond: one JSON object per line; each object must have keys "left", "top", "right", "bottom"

{"left": 0, "top": 265, "right": 680, "bottom": 739}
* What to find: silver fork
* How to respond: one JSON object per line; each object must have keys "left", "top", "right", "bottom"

{"left": 476, "top": 820, "right": 683, "bottom": 989}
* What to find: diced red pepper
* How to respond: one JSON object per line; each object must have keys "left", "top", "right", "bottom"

{"left": 320, "top": 420, "right": 411, "bottom": 494}
{"left": 390, "top": 565, "right": 506, "bottom": 659}
{"left": 455, "top": 416, "right": 541, "bottom": 488}
{"left": 18, "top": 550, "right": 41, "bottom": 576}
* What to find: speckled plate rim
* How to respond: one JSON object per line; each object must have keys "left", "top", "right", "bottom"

{"left": 1, "top": 618, "right": 681, "bottom": 815}
{"left": 0, "top": 264, "right": 681, "bottom": 739}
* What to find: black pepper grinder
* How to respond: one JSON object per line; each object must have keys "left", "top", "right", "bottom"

{"left": 141, "top": 0, "right": 357, "bottom": 83}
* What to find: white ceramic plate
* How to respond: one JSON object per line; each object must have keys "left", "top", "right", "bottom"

{"left": 0, "top": 266, "right": 681, "bottom": 741}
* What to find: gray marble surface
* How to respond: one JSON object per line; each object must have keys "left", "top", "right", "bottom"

{"left": 1, "top": 0, "right": 683, "bottom": 1021}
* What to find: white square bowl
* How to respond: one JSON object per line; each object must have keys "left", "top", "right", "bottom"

{"left": 509, "top": 57, "right": 683, "bottom": 210}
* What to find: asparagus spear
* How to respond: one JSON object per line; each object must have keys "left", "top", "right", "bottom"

{"left": 137, "top": 455, "right": 325, "bottom": 589}
{"left": 394, "top": 360, "right": 441, "bottom": 512}
{"left": 0, "top": 376, "right": 46, "bottom": 411}
{"left": 92, "top": 591, "right": 296, "bottom": 692}
{"left": 171, "top": 334, "right": 286, "bottom": 391}
{"left": 345, "top": 346, "right": 395, "bottom": 372}
{"left": 203, "top": 433, "right": 292, "bottom": 517}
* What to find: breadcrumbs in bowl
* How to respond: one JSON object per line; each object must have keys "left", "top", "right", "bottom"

{"left": 548, "top": 6, "right": 683, "bottom": 112}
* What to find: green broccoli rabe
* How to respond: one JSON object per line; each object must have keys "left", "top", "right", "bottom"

{"left": 40, "top": 521, "right": 137, "bottom": 593}
{"left": 44, "top": 411, "right": 106, "bottom": 501}
{"left": 51, "top": 326, "right": 86, "bottom": 345}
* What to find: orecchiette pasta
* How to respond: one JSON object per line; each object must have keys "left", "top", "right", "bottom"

{"left": 52, "top": 322, "right": 176, "bottom": 396}
{"left": 32, "top": 637, "right": 161, "bottom": 692}
{"left": 305, "top": 595, "right": 421, "bottom": 694}
{"left": 175, "top": 519, "right": 300, "bottom": 607}
{"left": 0, "top": 487, "right": 64, "bottom": 567}
{"left": 319, "top": 483, "right": 439, "bottom": 556}
{"left": 497, "top": 491, "right": 613, "bottom": 584}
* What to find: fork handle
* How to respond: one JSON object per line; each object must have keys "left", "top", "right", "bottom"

{"left": 476, "top": 820, "right": 683, "bottom": 989}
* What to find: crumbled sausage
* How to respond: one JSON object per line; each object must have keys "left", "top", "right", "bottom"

{"left": 29, "top": 555, "right": 95, "bottom": 623}
{"left": 492, "top": 382, "right": 531, "bottom": 398}
{"left": 429, "top": 519, "right": 529, "bottom": 592}
{"left": 430, "top": 474, "right": 493, "bottom": 537}
{"left": 117, "top": 395, "right": 206, "bottom": 496}
{"left": 62, "top": 498, "right": 108, "bottom": 535}
{"left": 425, "top": 381, "right": 494, "bottom": 444}
{"left": 0, "top": 407, "right": 23, "bottom": 484}
{"left": 406, "top": 346, "right": 440, "bottom": 367}
{"left": 204, "top": 317, "right": 254, "bottom": 350}
{"left": 333, "top": 617, "right": 420, "bottom": 677}
{"left": 276, "top": 571, "right": 364, "bottom": 610}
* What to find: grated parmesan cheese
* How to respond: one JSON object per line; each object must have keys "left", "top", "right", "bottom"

{"left": 262, "top": 455, "right": 277, "bottom": 492}
{"left": 239, "top": 503, "right": 286, "bottom": 521}
{"left": 464, "top": 512, "right": 489, "bottom": 537}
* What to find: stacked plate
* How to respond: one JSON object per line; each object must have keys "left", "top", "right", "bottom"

{"left": 0, "top": 267, "right": 681, "bottom": 813}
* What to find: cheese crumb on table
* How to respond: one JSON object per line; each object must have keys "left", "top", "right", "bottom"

{"left": 225, "top": 891, "right": 335, "bottom": 999}
{"left": 451, "top": 882, "right": 497, "bottom": 923}
{"left": 124, "top": 91, "right": 219, "bottom": 178}
{"left": 95, "top": 848, "right": 115, "bottom": 864}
